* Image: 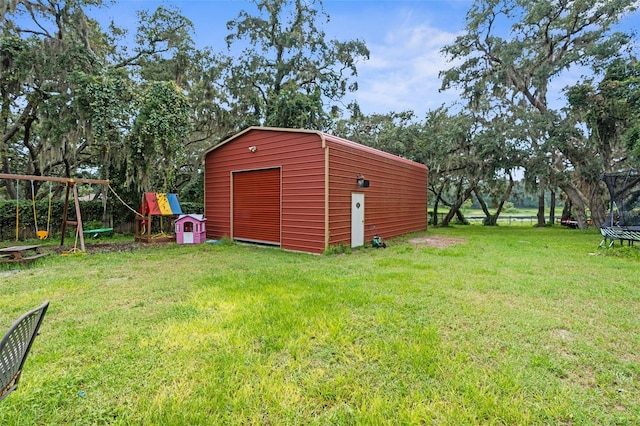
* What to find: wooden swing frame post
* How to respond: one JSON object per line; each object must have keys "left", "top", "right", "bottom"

{"left": 0, "top": 174, "right": 109, "bottom": 252}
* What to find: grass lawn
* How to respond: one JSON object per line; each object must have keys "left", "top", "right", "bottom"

{"left": 1, "top": 226, "right": 639, "bottom": 425}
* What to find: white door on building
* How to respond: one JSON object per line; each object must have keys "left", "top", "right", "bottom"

{"left": 351, "top": 193, "right": 365, "bottom": 248}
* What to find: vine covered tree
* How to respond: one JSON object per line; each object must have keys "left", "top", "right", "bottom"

{"left": 127, "top": 81, "right": 190, "bottom": 192}
{"left": 1, "top": 1, "right": 201, "bottom": 201}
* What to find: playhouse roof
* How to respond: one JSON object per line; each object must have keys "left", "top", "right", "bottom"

{"left": 176, "top": 214, "right": 206, "bottom": 222}
{"left": 139, "top": 193, "right": 182, "bottom": 216}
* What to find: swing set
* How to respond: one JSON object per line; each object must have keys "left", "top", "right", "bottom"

{"left": 1, "top": 173, "right": 110, "bottom": 252}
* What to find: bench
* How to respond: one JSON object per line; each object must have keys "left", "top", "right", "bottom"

{"left": 0, "top": 245, "right": 45, "bottom": 264}
{"left": 0, "top": 253, "right": 48, "bottom": 263}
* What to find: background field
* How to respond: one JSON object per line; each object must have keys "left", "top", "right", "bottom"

{"left": 1, "top": 226, "right": 638, "bottom": 425}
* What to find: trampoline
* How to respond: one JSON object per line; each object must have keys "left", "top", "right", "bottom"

{"left": 600, "top": 169, "right": 640, "bottom": 247}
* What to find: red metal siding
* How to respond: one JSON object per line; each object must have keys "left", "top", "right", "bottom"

{"left": 205, "top": 127, "right": 428, "bottom": 253}
{"left": 205, "top": 128, "right": 327, "bottom": 253}
{"left": 326, "top": 136, "right": 428, "bottom": 247}
{"left": 204, "top": 155, "right": 231, "bottom": 239}
{"left": 233, "top": 168, "right": 281, "bottom": 244}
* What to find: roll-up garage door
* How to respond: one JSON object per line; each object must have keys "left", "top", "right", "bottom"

{"left": 233, "top": 168, "right": 281, "bottom": 245}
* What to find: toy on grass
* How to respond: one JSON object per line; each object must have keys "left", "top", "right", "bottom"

{"left": 175, "top": 214, "right": 207, "bottom": 244}
{"left": 371, "top": 225, "right": 387, "bottom": 248}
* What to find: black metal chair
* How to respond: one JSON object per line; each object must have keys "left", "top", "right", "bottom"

{"left": 0, "top": 301, "right": 49, "bottom": 402}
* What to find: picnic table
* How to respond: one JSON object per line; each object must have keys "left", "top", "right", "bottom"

{"left": 0, "top": 245, "right": 47, "bottom": 264}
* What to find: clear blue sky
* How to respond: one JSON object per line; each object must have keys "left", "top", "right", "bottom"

{"left": 95, "top": 0, "right": 639, "bottom": 118}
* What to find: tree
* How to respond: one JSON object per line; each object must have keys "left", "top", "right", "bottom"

{"left": 440, "top": 0, "right": 637, "bottom": 227}
{"left": 334, "top": 104, "right": 519, "bottom": 227}
{"left": 334, "top": 107, "right": 423, "bottom": 160}
{"left": 1, "top": 0, "right": 106, "bottom": 198}
{"left": 564, "top": 57, "right": 640, "bottom": 226}
{"left": 71, "top": 70, "right": 134, "bottom": 182}
{"left": 469, "top": 115, "right": 520, "bottom": 226}
{"left": 623, "top": 59, "right": 640, "bottom": 162}
{"left": 101, "top": 5, "right": 199, "bottom": 195}
{"left": 224, "top": 0, "right": 369, "bottom": 130}
{"left": 1, "top": 1, "right": 203, "bottom": 205}
{"left": 414, "top": 108, "right": 476, "bottom": 227}
{"left": 126, "top": 81, "right": 190, "bottom": 192}
{"left": 170, "top": 47, "right": 236, "bottom": 201}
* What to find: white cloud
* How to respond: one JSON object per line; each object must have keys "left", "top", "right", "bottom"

{"left": 350, "top": 19, "right": 461, "bottom": 117}
{"left": 342, "top": 1, "right": 640, "bottom": 118}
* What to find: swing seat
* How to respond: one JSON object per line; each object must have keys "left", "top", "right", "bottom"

{"left": 82, "top": 228, "right": 113, "bottom": 238}
{"left": 36, "top": 231, "right": 49, "bottom": 240}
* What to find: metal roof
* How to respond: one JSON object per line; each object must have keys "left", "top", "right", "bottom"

{"left": 204, "top": 126, "right": 427, "bottom": 170}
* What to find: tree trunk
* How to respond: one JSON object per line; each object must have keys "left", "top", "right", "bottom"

{"left": 549, "top": 190, "right": 556, "bottom": 225}
{"left": 559, "top": 184, "right": 588, "bottom": 228}
{"left": 441, "top": 181, "right": 476, "bottom": 226}
{"left": 1, "top": 89, "right": 17, "bottom": 199}
{"left": 588, "top": 186, "right": 608, "bottom": 228}
{"left": 494, "top": 174, "right": 515, "bottom": 218}
{"left": 455, "top": 209, "right": 468, "bottom": 223}
{"left": 559, "top": 181, "right": 608, "bottom": 228}
{"left": 429, "top": 184, "right": 446, "bottom": 227}
{"left": 536, "top": 177, "right": 546, "bottom": 227}
{"left": 473, "top": 187, "right": 495, "bottom": 225}
{"left": 562, "top": 199, "right": 572, "bottom": 220}
{"left": 1, "top": 158, "right": 17, "bottom": 200}
{"left": 475, "top": 174, "right": 515, "bottom": 226}
{"left": 431, "top": 202, "right": 439, "bottom": 227}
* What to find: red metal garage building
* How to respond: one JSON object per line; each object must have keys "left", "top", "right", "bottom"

{"left": 204, "top": 127, "right": 428, "bottom": 254}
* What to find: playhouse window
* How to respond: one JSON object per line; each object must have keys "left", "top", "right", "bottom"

{"left": 184, "top": 222, "right": 193, "bottom": 233}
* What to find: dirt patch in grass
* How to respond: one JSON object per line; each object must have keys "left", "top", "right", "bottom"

{"left": 45, "top": 241, "right": 153, "bottom": 255}
{"left": 407, "top": 236, "right": 466, "bottom": 249}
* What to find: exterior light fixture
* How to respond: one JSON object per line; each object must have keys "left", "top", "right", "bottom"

{"left": 356, "top": 174, "right": 370, "bottom": 188}
{"left": 248, "top": 146, "right": 257, "bottom": 153}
